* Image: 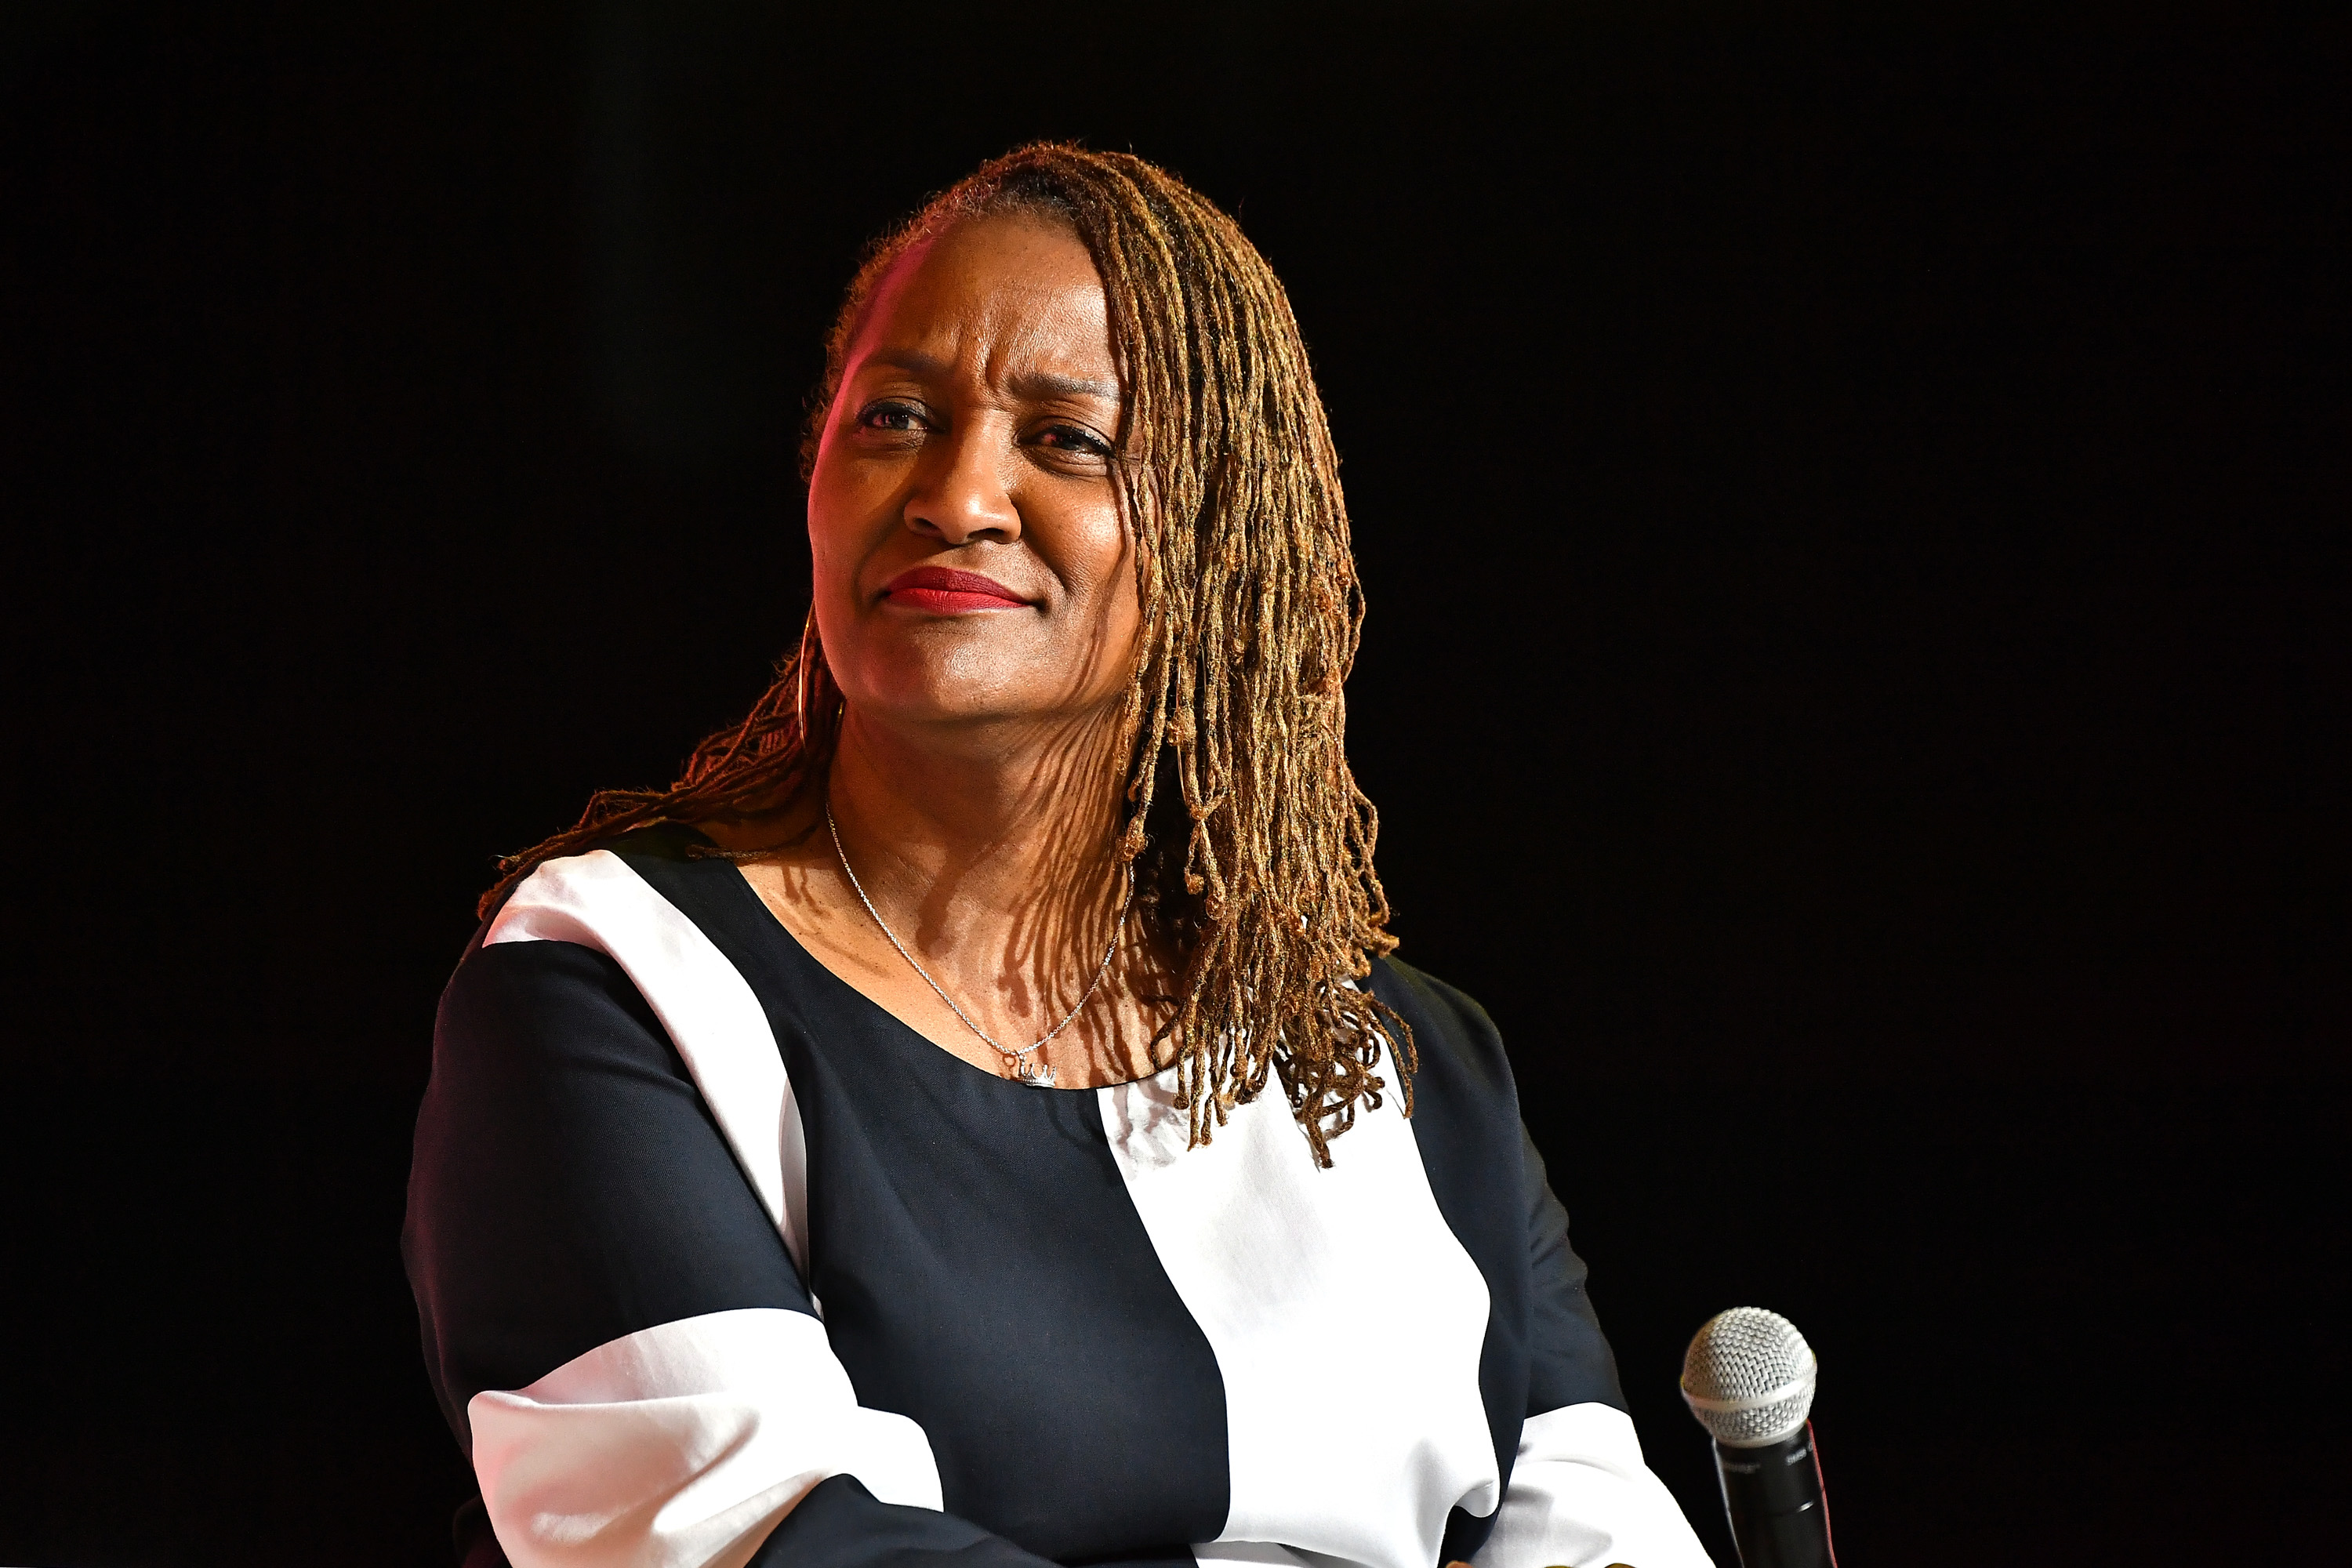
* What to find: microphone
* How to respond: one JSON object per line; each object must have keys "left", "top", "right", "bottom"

{"left": 1680, "top": 1308, "right": 1838, "bottom": 1568}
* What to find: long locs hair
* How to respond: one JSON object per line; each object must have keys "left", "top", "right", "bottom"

{"left": 481, "top": 143, "right": 1410, "bottom": 1163}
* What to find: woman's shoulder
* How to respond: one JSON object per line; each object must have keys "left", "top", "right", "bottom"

{"left": 470, "top": 820, "right": 724, "bottom": 932}
{"left": 1360, "top": 956, "right": 1547, "bottom": 1312}
{"left": 1365, "top": 953, "right": 1518, "bottom": 1111}
{"left": 445, "top": 820, "right": 768, "bottom": 1029}
{"left": 445, "top": 819, "right": 711, "bottom": 988}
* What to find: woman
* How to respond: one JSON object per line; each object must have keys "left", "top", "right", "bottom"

{"left": 405, "top": 144, "right": 1711, "bottom": 1568}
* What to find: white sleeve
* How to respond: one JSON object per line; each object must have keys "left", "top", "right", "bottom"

{"left": 1472, "top": 1403, "right": 1717, "bottom": 1568}
{"left": 468, "top": 1308, "right": 943, "bottom": 1568}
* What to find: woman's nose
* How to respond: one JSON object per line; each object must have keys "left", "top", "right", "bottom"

{"left": 906, "top": 420, "right": 1021, "bottom": 546}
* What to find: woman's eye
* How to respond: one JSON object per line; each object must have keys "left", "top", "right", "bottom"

{"left": 1033, "top": 423, "right": 1112, "bottom": 458}
{"left": 858, "top": 401, "right": 926, "bottom": 433}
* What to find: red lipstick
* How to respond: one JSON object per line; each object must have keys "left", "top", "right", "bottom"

{"left": 881, "top": 566, "right": 1033, "bottom": 614}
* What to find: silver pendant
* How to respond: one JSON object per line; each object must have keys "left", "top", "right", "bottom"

{"left": 1014, "top": 1057, "right": 1056, "bottom": 1088}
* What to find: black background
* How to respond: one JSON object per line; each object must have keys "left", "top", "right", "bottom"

{"left": 4, "top": 3, "right": 2346, "bottom": 1564}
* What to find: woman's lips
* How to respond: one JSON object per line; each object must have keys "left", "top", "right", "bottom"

{"left": 881, "top": 566, "right": 1034, "bottom": 614}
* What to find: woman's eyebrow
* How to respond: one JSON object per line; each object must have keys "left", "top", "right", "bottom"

{"left": 864, "top": 347, "right": 948, "bottom": 377}
{"left": 1006, "top": 368, "right": 1120, "bottom": 401}
{"left": 858, "top": 347, "right": 1117, "bottom": 403}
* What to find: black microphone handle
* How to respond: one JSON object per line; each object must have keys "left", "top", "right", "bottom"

{"left": 1711, "top": 1421, "right": 1837, "bottom": 1568}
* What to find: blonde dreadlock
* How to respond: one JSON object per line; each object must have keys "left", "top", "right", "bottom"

{"left": 481, "top": 143, "right": 1409, "bottom": 1163}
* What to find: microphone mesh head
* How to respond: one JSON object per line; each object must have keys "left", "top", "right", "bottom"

{"left": 1680, "top": 1306, "right": 1818, "bottom": 1448}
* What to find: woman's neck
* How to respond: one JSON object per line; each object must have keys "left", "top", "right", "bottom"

{"left": 694, "top": 696, "right": 1171, "bottom": 1087}
{"left": 821, "top": 702, "right": 1134, "bottom": 947}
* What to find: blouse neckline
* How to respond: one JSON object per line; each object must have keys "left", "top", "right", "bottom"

{"left": 666, "top": 822, "right": 1178, "bottom": 1097}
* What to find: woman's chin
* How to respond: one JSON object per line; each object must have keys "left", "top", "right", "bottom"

{"left": 847, "top": 682, "right": 1100, "bottom": 739}
{"left": 837, "top": 672, "right": 1129, "bottom": 752}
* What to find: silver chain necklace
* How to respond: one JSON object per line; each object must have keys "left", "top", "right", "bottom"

{"left": 826, "top": 801, "right": 1132, "bottom": 1088}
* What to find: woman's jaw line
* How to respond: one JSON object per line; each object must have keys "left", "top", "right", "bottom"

{"left": 826, "top": 704, "right": 1133, "bottom": 863}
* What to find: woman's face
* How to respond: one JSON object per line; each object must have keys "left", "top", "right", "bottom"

{"left": 807, "top": 215, "right": 1136, "bottom": 749}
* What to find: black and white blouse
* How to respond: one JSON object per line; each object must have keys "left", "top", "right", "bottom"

{"left": 404, "top": 826, "right": 1710, "bottom": 1568}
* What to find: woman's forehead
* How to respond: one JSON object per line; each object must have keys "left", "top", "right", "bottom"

{"left": 849, "top": 214, "right": 1113, "bottom": 381}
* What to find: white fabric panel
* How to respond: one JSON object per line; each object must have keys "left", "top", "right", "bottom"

{"left": 1191, "top": 1543, "right": 1334, "bottom": 1568}
{"left": 487, "top": 851, "right": 811, "bottom": 1282}
{"left": 1098, "top": 1058, "right": 1499, "bottom": 1568}
{"left": 1471, "top": 1403, "right": 1715, "bottom": 1568}
{"left": 470, "top": 1308, "right": 942, "bottom": 1568}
